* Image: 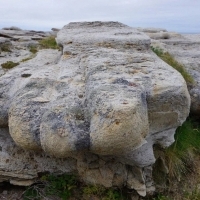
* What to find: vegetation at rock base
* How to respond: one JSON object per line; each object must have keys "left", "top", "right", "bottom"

{"left": 164, "top": 119, "right": 200, "bottom": 179}
{"left": 23, "top": 174, "right": 77, "bottom": 200}
{"left": 39, "top": 36, "right": 59, "bottom": 49}
{"left": 1, "top": 61, "right": 19, "bottom": 69}
{"left": 83, "top": 185, "right": 125, "bottom": 200}
{"left": 151, "top": 46, "right": 194, "bottom": 85}
{"left": 183, "top": 187, "right": 200, "bottom": 200}
{"left": 23, "top": 174, "right": 127, "bottom": 200}
{"left": 150, "top": 118, "right": 200, "bottom": 200}
{"left": 144, "top": 186, "right": 200, "bottom": 200}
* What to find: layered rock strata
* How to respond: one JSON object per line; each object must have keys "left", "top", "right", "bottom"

{"left": 0, "top": 22, "right": 190, "bottom": 196}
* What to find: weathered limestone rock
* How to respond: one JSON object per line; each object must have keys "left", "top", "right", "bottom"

{"left": 0, "top": 127, "right": 77, "bottom": 185}
{"left": 147, "top": 29, "right": 200, "bottom": 115}
{"left": 0, "top": 22, "right": 190, "bottom": 196}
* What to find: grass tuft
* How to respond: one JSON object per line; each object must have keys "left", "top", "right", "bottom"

{"left": 183, "top": 187, "right": 200, "bottom": 200}
{"left": 23, "top": 174, "right": 126, "bottom": 200}
{"left": 1, "top": 61, "right": 19, "bottom": 69}
{"left": 21, "top": 57, "right": 32, "bottom": 62}
{"left": 1, "top": 44, "right": 11, "bottom": 52}
{"left": 23, "top": 174, "right": 77, "bottom": 200}
{"left": 160, "top": 119, "right": 200, "bottom": 180}
{"left": 151, "top": 46, "right": 194, "bottom": 85}
{"left": 39, "top": 36, "right": 59, "bottom": 49}
{"left": 21, "top": 54, "right": 36, "bottom": 62}
{"left": 29, "top": 45, "right": 38, "bottom": 54}
{"left": 83, "top": 185, "right": 124, "bottom": 200}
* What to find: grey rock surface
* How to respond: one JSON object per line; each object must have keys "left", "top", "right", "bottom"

{"left": 148, "top": 29, "right": 200, "bottom": 115}
{"left": 0, "top": 22, "right": 190, "bottom": 196}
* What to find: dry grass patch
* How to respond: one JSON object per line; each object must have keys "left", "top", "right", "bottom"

{"left": 1, "top": 61, "right": 19, "bottom": 69}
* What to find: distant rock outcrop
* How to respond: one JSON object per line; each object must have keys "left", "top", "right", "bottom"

{"left": 0, "top": 22, "right": 190, "bottom": 196}
{"left": 2, "top": 26, "right": 22, "bottom": 31}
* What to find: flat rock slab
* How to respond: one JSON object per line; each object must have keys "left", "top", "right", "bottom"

{"left": 0, "top": 22, "right": 190, "bottom": 196}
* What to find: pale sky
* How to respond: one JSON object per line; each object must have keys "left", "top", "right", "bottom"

{"left": 0, "top": 0, "right": 199, "bottom": 33}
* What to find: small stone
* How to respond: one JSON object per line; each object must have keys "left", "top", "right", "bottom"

{"left": 193, "top": 93, "right": 198, "bottom": 97}
{"left": 2, "top": 190, "right": 8, "bottom": 195}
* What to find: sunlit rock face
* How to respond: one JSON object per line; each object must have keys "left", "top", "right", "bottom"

{"left": 0, "top": 22, "right": 190, "bottom": 196}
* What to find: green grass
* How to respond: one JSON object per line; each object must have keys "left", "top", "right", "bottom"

{"left": 21, "top": 54, "right": 36, "bottom": 62}
{"left": 23, "top": 174, "right": 77, "bottom": 200}
{"left": 183, "top": 187, "right": 200, "bottom": 200}
{"left": 144, "top": 118, "right": 200, "bottom": 200}
{"left": 83, "top": 185, "right": 124, "bottom": 200}
{"left": 164, "top": 119, "right": 200, "bottom": 179}
{"left": 1, "top": 44, "right": 11, "bottom": 52}
{"left": 151, "top": 46, "right": 194, "bottom": 85}
{"left": 27, "top": 36, "right": 59, "bottom": 56}
{"left": 1, "top": 61, "right": 19, "bottom": 69}
{"left": 143, "top": 188, "right": 200, "bottom": 200}
{"left": 21, "top": 57, "right": 33, "bottom": 62}
{"left": 39, "top": 36, "right": 59, "bottom": 49}
{"left": 23, "top": 174, "right": 126, "bottom": 200}
{"left": 29, "top": 45, "right": 38, "bottom": 54}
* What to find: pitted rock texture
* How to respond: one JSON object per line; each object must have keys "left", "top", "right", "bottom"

{"left": 0, "top": 22, "right": 190, "bottom": 196}
{"left": 147, "top": 29, "right": 200, "bottom": 115}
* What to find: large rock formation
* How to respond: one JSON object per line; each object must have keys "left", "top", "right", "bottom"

{"left": 0, "top": 22, "right": 190, "bottom": 196}
{"left": 147, "top": 29, "right": 200, "bottom": 116}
